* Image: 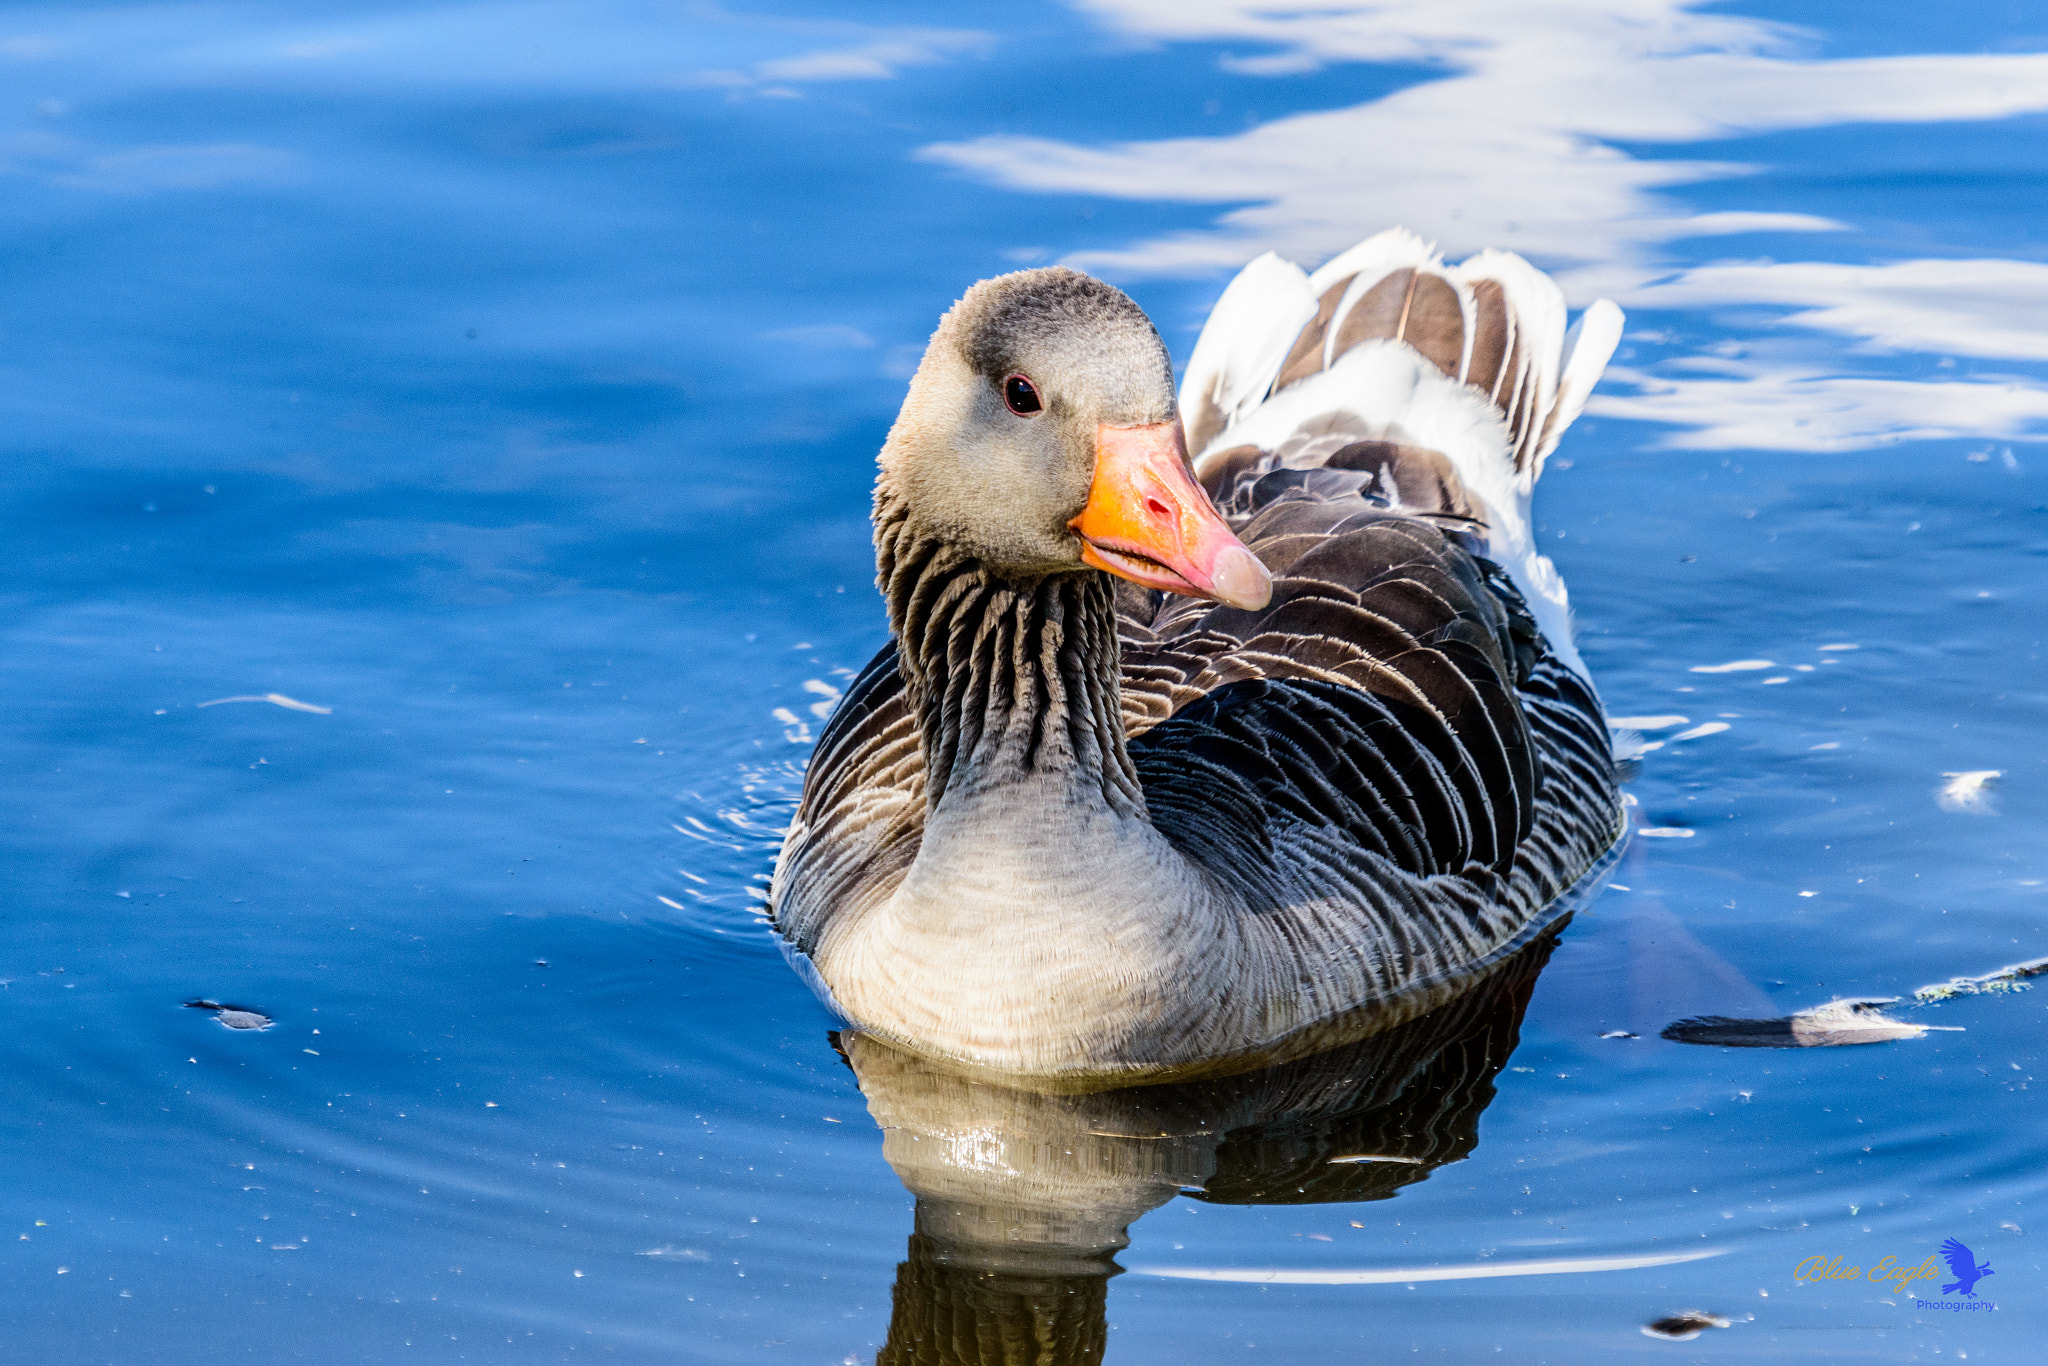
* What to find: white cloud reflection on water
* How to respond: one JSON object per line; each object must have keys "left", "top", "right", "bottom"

{"left": 1588, "top": 362, "right": 2048, "bottom": 452}
{"left": 677, "top": 26, "right": 993, "bottom": 95}
{"left": 1620, "top": 259, "right": 2048, "bottom": 362}
{"left": 1592, "top": 259, "right": 2048, "bottom": 447}
{"left": 3, "top": 0, "right": 2043, "bottom": 450}
{"left": 928, "top": 0, "right": 2048, "bottom": 283}
{"left": 920, "top": 0, "right": 2048, "bottom": 450}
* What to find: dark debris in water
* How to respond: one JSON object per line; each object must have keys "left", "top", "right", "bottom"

{"left": 1914, "top": 952, "right": 2048, "bottom": 1002}
{"left": 1641, "top": 1311, "right": 1730, "bottom": 1341}
{"left": 184, "top": 999, "right": 273, "bottom": 1031}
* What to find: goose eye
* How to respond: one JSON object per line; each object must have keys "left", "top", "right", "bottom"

{"left": 1002, "top": 374, "right": 1042, "bottom": 416}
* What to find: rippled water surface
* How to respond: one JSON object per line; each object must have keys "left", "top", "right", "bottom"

{"left": 5, "top": 2, "right": 2045, "bottom": 1361}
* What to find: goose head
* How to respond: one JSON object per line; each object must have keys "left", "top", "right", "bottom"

{"left": 881, "top": 267, "right": 1271, "bottom": 610}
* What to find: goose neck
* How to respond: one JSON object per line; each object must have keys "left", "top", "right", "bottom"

{"left": 876, "top": 493, "right": 1144, "bottom": 821}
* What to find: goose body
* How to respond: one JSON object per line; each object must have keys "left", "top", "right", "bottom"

{"left": 771, "top": 228, "right": 1626, "bottom": 1084}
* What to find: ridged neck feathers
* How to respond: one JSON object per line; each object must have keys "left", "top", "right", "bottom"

{"left": 874, "top": 485, "right": 1144, "bottom": 821}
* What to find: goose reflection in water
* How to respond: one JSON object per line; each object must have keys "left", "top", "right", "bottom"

{"left": 840, "top": 932, "right": 1560, "bottom": 1366}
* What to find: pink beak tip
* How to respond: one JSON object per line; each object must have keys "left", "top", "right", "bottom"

{"left": 1208, "top": 544, "right": 1273, "bottom": 611}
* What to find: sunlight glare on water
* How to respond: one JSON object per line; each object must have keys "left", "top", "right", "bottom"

{"left": 2, "top": 2, "right": 2043, "bottom": 1361}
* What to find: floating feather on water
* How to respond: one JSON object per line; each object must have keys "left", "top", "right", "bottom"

{"left": 1662, "top": 997, "right": 1960, "bottom": 1048}
{"left": 184, "top": 999, "right": 273, "bottom": 1031}
{"left": 1936, "top": 769, "right": 2001, "bottom": 813}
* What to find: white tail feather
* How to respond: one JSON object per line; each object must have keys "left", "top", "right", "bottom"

{"left": 1178, "top": 252, "right": 1317, "bottom": 459}
{"left": 1540, "top": 298, "right": 1625, "bottom": 467}
{"left": 1305, "top": 226, "right": 1433, "bottom": 296}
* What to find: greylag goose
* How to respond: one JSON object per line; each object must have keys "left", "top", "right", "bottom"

{"left": 772, "top": 227, "right": 1627, "bottom": 1084}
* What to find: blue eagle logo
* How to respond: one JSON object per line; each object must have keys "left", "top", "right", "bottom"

{"left": 1939, "top": 1238, "right": 1994, "bottom": 1297}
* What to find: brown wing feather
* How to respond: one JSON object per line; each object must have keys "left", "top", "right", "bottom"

{"left": 1396, "top": 273, "right": 1466, "bottom": 378}
{"left": 1270, "top": 275, "right": 1354, "bottom": 391}
{"left": 1328, "top": 269, "right": 1414, "bottom": 362}
{"left": 1465, "top": 279, "right": 1511, "bottom": 398}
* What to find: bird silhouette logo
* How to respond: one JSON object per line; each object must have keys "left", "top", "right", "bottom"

{"left": 1939, "top": 1238, "right": 1994, "bottom": 1297}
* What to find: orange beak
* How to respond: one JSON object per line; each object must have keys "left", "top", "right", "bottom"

{"left": 1068, "top": 421, "right": 1272, "bottom": 610}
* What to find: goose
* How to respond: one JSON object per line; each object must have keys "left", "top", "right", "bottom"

{"left": 771, "top": 227, "right": 1627, "bottom": 1085}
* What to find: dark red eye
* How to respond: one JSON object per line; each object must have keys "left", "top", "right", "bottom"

{"left": 1002, "top": 373, "right": 1042, "bottom": 416}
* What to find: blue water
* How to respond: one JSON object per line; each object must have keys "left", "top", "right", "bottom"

{"left": 5, "top": 3, "right": 2044, "bottom": 1360}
